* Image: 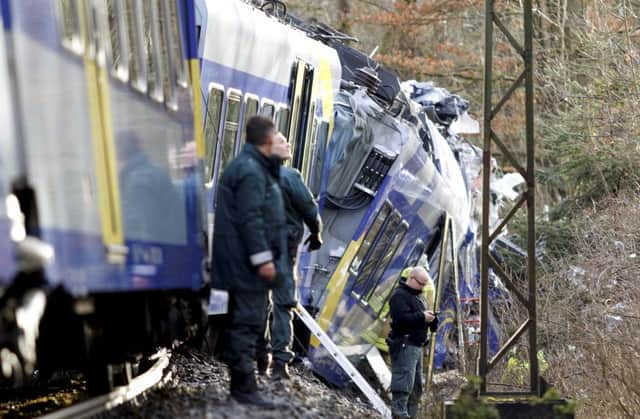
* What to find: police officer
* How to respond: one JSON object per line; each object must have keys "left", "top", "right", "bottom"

{"left": 256, "top": 133, "right": 322, "bottom": 379}
{"left": 387, "top": 266, "right": 438, "bottom": 419}
{"left": 211, "top": 116, "right": 287, "bottom": 407}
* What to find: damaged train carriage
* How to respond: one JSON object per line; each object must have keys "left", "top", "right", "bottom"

{"left": 296, "top": 82, "right": 476, "bottom": 386}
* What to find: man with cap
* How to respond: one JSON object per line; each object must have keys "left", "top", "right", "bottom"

{"left": 387, "top": 266, "right": 438, "bottom": 418}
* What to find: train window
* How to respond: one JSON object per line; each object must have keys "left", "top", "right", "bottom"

{"left": 350, "top": 201, "right": 392, "bottom": 275}
{"left": 143, "top": 0, "right": 165, "bottom": 103}
{"left": 164, "top": 0, "right": 189, "bottom": 88}
{"left": 356, "top": 210, "right": 403, "bottom": 290}
{"left": 363, "top": 220, "right": 409, "bottom": 301}
{"left": 204, "top": 85, "right": 225, "bottom": 183}
{"left": 239, "top": 94, "right": 260, "bottom": 145}
{"left": 219, "top": 90, "right": 242, "bottom": 179}
{"left": 288, "top": 61, "right": 305, "bottom": 167}
{"left": 291, "top": 63, "right": 315, "bottom": 171}
{"left": 300, "top": 110, "right": 317, "bottom": 184}
{"left": 105, "top": 0, "right": 129, "bottom": 81}
{"left": 56, "top": 0, "right": 84, "bottom": 54}
{"left": 124, "top": 0, "right": 148, "bottom": 93}
{"left": 309, "top": 120, "right": 330, "bottom": 196}
{"left": 261, "top": 100, "right": 276, "bottom": 120}
{"left": 276, "top": 105, "right": 290, "bottom": 138}
{"left": 404, "top": 240, "right": 427, "bottom": 270}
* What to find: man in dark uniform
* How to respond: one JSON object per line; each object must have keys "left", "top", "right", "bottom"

{"left": 211, "top": 116, "right": 287, "bottom": 407}
{"left": 256, "top": 133, "right": 322, "bottom": 379}
{"left": 387, "top": 266, "right": 438, "bottom": 418}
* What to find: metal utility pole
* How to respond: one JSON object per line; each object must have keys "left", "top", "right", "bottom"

{"left": 479, "top": 0, "right": 538, "bottom": 396}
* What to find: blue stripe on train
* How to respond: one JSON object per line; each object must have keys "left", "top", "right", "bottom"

{"left": 41, "top": 228, "right": 203, "bottom": 295}
{"left": 1, "top": 0, "right": 11, "bottom": 30}
{"left": 200, "top": 58, "right": 289, "bottom": 109}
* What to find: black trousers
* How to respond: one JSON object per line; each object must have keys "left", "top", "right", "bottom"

{"left": 222, "top": 291, "right": 270, "bottom": 375}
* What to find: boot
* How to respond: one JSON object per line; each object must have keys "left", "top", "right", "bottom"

{"left": 256, "top": 354, "right": 271, "bottom": 376}
{"left": 270, "top": 361, "right": 291, "bottom": 380}
{"left": 230, "top": 370, "right": 277, "bottom": 408}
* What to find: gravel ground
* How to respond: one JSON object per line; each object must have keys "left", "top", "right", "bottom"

{"left": 96, "top": 347, "right": 381, "bottom": 419}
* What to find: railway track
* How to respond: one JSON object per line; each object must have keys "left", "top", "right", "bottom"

{"left": 37, "top": 349, "right": 171, "bottom": 419}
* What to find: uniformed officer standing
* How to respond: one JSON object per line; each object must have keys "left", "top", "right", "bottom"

{"left": 387, "top": 266, "right": 438, "bottom": 419}
{"left": 256, "top": 133, "right": 322, "bottom": 379}
{"left": 211, "top": 116, "right": 287, "bottom": 407}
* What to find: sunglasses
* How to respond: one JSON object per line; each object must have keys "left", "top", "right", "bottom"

{"left": 411, "top": 276, "right": 427, "bottom": 287}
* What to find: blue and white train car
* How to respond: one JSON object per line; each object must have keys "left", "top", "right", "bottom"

{"left": 196, "top": 0, "right": 341, "bottom": 250}
{"left": 298, "top": 82, "right": 474, "bottom": 385}
{"left": 0, "top": 0, "right": 207, "bottom": 391}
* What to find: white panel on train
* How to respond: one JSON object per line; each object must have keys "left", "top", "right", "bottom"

{"left": 10, "top": 10, "right": 102, "bottom": 238}
{"left": 201, "top": 0, "right": 341, "bottom": 93}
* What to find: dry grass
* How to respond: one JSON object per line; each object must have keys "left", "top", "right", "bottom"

{"left": 537, "top": 192, "right": 640, "bottom": 418}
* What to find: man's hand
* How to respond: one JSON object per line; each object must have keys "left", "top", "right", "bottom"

{"left": 258, "top": 262, "right": 276, "bottom": 282}
{"left": 424, "top": 310, "right": 436, "bottom": 323}
{"left": 304, "top": 233, "right": 323, "bottom": 251}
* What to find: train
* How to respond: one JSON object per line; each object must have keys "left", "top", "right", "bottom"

{"left": 196, "top": 0, "right": 511, "bottom": 389}
{"left": 0, "top": 0, "right": 513, "bottom": 397}
{"left": 0, "top": 0, "right": 207, "bottom": 392}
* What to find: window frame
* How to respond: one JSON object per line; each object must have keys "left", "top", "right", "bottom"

{"left": 216, "top": 88, "right": 243, "bottom": 179}
{"left": 238, "top": 93, "right": 260, "bottom": 148}
{"left": 292, "top": 63, "right": 315, "bottom": 171}
{"left": 349, "top": 200, "right": 393, "bottom": 276}
{"left": 372, "top": 239, "right": 427, "bottom": 319}
{"left": 125, "top": 0, "right": 148, "bottom": 93}
{"left": 275, "top": 103, "right": 291, "bottom": 138}
{"left": 164, "top": 0, "right": 189, "bottom": 88}
{"left": 260, "top": 98, "right": 276, "bottom": 121}
{"left": 352, "top": 209, "right": 403, "bottom": 294}
{"left": 145, "top": 0, "right": 165, "bottom": 103}
{"left": 362, "top": 220, "right": 409, "bottom": 302}
{"left": 309, "top": 118, "right": 330, "bottom": 196}
{"left": 55, "top": 0, "right": 85, "bottom": 55}
{"left": 203, "top": 83, "right": 225, "bottom": 186}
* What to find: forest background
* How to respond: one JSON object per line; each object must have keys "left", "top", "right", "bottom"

{"left": 285, "top": 1, "right": 640, "bottom": 417}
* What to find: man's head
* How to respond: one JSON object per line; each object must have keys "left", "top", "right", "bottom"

{"left": 246, "top": 116, "right": 276, "bottom": 154}
{"left": 406, "top": 266, "right": 431, "bottom": 291}
{"left": 271, "top": 132, "right": 292, "bottom": 161}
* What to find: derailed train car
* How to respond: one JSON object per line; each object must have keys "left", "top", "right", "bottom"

{"left": 0, "top": 0, "right": 208, "bottom": 391}
{"left": 196, "top": 0, "right": 510, "bottom": 388}
{"left": 296, "top": 77, "right": 477, "bottom": 385}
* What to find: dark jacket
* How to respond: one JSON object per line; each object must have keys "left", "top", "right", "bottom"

{"left": 280, "top": 167, "right": 321, "bottom": 258}
{"left": 211, "top": 144, "right": 288, "bottom": 292}
{"left": 388, "top": 282, "right": 437, "bottom": 347}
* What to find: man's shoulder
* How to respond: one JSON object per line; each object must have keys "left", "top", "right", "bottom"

{"left": 390, "top": 286, "right": 407, "bottom": 302}
{"left": 224, "top": 153, "right": 264, "bottom": 179}
{"left": 280, "top": 166, "right": 303, "bottom": 183}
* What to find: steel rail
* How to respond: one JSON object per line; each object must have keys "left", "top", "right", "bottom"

{"left": 39, "top": 349, "right": 171, "bottom": 419}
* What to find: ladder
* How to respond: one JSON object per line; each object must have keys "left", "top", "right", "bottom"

{"left": 295, "top": 305, "right": 392, "bottom": 419}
